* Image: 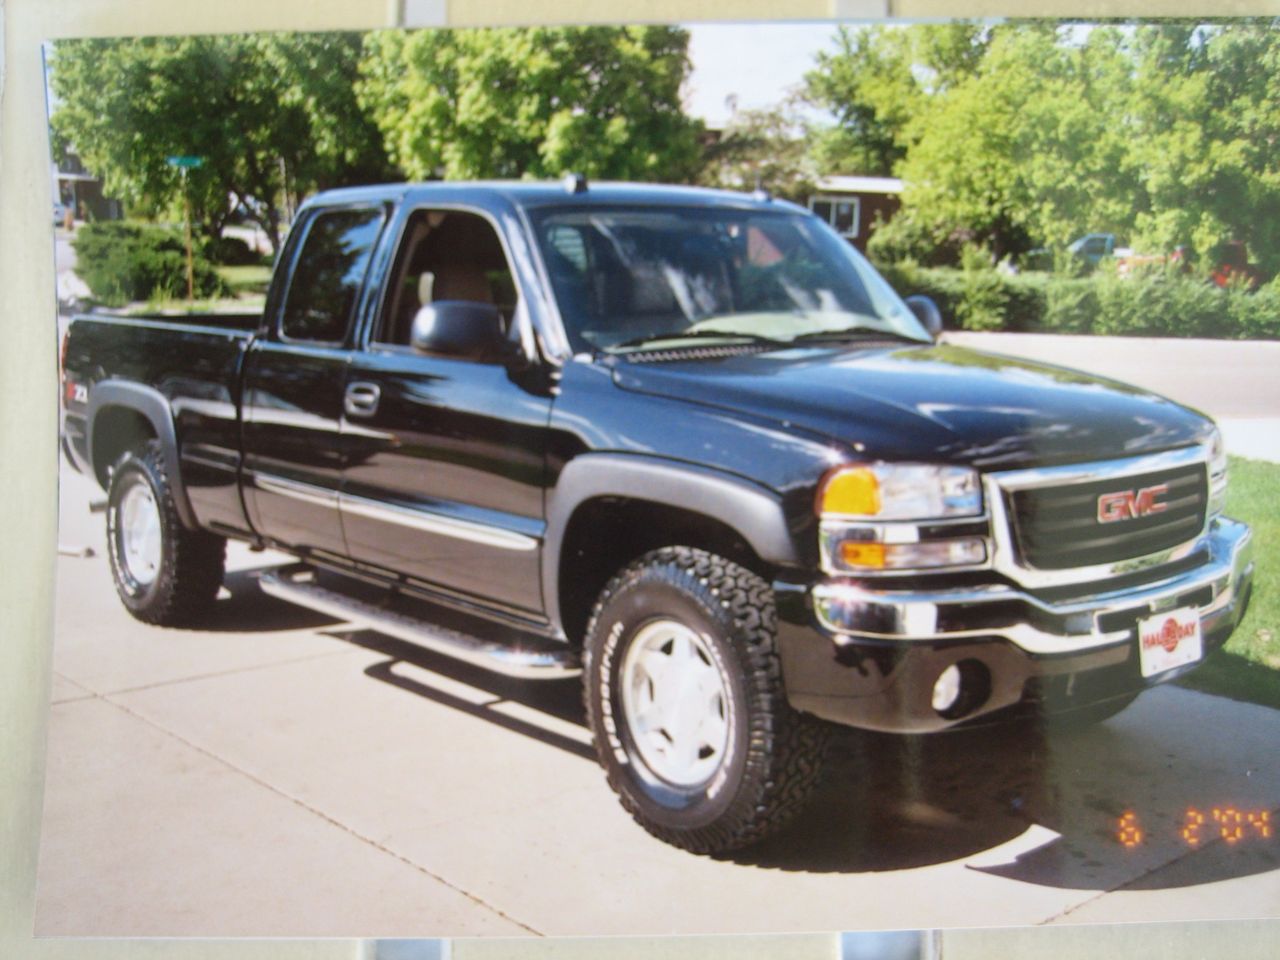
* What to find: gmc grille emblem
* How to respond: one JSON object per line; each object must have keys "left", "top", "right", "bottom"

{"left": 1097, "top": 484, "right": 1170, "bottom": 524}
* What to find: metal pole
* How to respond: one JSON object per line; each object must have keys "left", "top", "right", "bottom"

{"left": 183, "top": 167, "right": 194, "bottom": 301}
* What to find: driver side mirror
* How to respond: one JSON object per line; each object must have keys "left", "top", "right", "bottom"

{"left": 904, "top": 295, "right": 944, "bottom": 341}
{"left": 409, "top": 301, "right": 519, "bottom": 363}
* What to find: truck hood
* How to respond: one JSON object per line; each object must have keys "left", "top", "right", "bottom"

{"left": 610, "top": 342, "right": 1213, "bottom": 469}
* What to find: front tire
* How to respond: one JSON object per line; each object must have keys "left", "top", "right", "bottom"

{"left": 106, "top": 440, "right": 226, "bottom": 625}
{"left": 583, "top": 547, "right": 829, "bottom": 854}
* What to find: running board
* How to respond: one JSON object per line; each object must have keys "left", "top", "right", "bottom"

{"left": 258, "top": 564, "right": 581, "bottom": 680}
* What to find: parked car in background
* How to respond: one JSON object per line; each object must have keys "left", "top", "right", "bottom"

{"left": 1069, "top": 232, "right": 1128, "bottom": 266}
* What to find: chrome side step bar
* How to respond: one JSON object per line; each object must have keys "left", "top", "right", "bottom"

{"left": 258, "top": 564, "right": 581, "bottom": 680}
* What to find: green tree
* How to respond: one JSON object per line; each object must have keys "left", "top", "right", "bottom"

{"left": 1129, "top": 21, "right": 1280, "bottom": 276}
{"left": 49, "top": 33, "right": 392, "bottom": 253}
{"left": 907, "top": 24, "right": 1141, "bottom": 256}
{"left": 356, "top": 26, "right": 703, "bottom": 182}
{"left": 803, "top": 23, "right": 990, "bottom": 177}
{"left": 696, "top": 98, "right": 816, "bottom": 201}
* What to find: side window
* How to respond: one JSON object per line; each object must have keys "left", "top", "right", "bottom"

{"left": 375, "top": 209, "right": 518, "bottom": 347}
{"left": 281, "top": 207, "right": 385, "bottom": 343}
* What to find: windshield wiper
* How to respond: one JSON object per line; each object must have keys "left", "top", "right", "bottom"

{"left": 789, "top": 328, "right": 926, "bottom": 345}
{"left": 615, "top": 329, "right": 789, "bottom": 350}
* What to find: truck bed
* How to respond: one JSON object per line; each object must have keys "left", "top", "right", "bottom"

{"left": 62, "top": 311, "right": 258, "bottom": 537}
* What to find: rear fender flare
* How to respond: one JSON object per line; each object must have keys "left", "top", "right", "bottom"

{"left": 87, "top": 380, "right": 198, "bottom": 530}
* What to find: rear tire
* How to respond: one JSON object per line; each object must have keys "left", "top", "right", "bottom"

{"left": 106, "top": 440, "right": 226, "bottom": 626}
{"left": 583, "top": 547, "right": 829, "bottom": 854}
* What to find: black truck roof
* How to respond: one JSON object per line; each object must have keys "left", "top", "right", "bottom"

{"left": 301, "top": 180, "right": 809, "bottom": 216}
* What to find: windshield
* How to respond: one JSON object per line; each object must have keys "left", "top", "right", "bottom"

{"left": 530, "top": 205, "right": 929, "bottom": 354}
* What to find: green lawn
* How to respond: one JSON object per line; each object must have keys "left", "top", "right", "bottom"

{"left": 1178, "top": 456, "right": 1280, "bottom": 708}
{"left": 215, "top": 263, "right": 273, "bottom": 296}
{"left": 121, "top": 264, "right": 272, "bottom": 316}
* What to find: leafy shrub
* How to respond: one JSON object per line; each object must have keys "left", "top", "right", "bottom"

{"left": 883, "top": 259, "right": 1280, "bottom": 340}
{"left": 876, "top": 261, "right": 966, "bottom": 329}
{"left": 954, "top": 245, "right": 1008, "bottom": 332}
{"left": 866, "top": 209, "right": 965, "bottom": 267}
{"left": 73, "top": 221, "right": 229, "bottom": 306}
{"left": 1092, "top": 270, "right": 1226, "bottom": 338}
{"left": 1039, "top": 277, "right": 1098, "bottom": 333}
{"left": 1232, "top": 279, "right": 1280, "bottom": 339}
{"left": 199, "top": 233, "right": 260, "bottom": 266}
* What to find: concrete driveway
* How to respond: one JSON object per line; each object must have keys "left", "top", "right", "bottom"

{"left": 37, "top": 454, "right": 1280, "bottom": 938}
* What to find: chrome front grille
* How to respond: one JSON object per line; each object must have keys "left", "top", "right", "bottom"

{"left": 987, "top": 446, "right": 1213, "bottom": 590}
{"left": 1006, "top": 464, "right": 1207, "bottom": 570}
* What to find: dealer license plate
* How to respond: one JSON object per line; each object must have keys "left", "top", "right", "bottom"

{"left": 1137, "top": 607, "right": 1203, "bottom": 678}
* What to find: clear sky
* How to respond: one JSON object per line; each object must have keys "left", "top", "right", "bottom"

{"left": 683, "top": 22, "right": 847, "bottom": 128}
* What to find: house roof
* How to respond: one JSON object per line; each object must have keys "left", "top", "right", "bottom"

{"left": 814, "top": 175, "right": 904, "bottom": 196}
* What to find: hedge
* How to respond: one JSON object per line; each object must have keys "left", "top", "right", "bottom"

{"left": 199, "top": 233, "right": 261, "bottom": 266}
{"left": 73, "top": 221, "right": 229, "bottom": 306}
{"left": 878, "top": 260, "right": 1280, "bottom": 340}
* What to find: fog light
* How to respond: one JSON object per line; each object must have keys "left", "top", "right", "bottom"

{"left": 932, "top": 664, "right": 962, "bottom": 713}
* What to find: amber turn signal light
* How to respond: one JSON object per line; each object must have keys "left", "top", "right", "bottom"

{"left": 818, "top": 467, "right": 881, "bottom": 517}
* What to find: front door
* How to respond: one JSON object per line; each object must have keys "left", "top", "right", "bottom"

{"left": 338, "top": 206, "right": 552, "bottom": 616}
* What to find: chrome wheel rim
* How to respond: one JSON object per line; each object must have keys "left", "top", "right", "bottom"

{"left": 620, "top": 619, "right": 732, "bottom": 788}
{"left": 118, "top": 478, "right": 162, "bottom": 587}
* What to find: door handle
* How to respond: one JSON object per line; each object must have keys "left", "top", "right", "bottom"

{"left": 344, "top": 382, "right": 381, "bottom": 418}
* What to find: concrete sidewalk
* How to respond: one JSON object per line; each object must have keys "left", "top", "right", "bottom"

{"left": 36, "top": 465, "right": 1280, "bottom": 938}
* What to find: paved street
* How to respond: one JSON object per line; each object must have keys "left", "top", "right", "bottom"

{"left": 36, "top": 456, "right": 1280, "bottom": 937}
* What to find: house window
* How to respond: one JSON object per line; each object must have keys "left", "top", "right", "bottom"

{"left": 809, "top": 195, "right": 860, "bottom": 238}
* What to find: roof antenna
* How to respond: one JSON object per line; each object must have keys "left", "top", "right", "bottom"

{"left": 563, "top": 172, "right": 588, "bottom": 195}
{"left": 752, "top": 172, "right": 771, "bottom": 202}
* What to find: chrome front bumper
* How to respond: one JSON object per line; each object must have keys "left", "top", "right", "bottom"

{"left": 811, "top": 516, "right": 1254, "bottom": 656}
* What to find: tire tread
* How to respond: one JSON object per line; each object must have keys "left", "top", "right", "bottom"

{"left": 583, "top": 546, "right": 829, "bottom": 854}
{"left": 107, "top": 440, "right": 225, "bottom": 626}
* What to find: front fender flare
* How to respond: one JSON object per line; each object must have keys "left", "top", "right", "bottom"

{"left": 542, "top": 453, "right": 801, "bottom": 633}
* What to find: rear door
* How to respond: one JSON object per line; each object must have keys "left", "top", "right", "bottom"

{"left": 337, "top": 203, "right": 552, "bottom": 616}
{"left": 241, "top": 204, "right": 387, "bottom": 557}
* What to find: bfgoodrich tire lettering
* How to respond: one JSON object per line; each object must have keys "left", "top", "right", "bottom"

{"left": 106, "top": 439, "right": 226, "bottom": 626}
{"left": 583, "top": 546, "right": 829, "bottom": 854}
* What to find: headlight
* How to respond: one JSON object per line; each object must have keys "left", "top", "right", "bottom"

{"left": 817, "top": 463, "right": 988, "bottom": 574}
{"left": 1207, "top": 425, "right": 1227, "bottom": 517}
{"left": 817, "top": 463, "right": 983, "bottom": 520}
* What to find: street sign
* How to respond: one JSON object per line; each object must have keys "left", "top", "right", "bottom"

{"left": 166, "top": 156, "right": 204, "bottom": 299}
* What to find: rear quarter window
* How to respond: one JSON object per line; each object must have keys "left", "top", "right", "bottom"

{"left": 280, "top": 207, "right": 385, "bottom": 343}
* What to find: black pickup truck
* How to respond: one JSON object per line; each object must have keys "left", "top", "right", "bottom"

{"left": 61, "top": 180, "right": 1255, "bottom": 854}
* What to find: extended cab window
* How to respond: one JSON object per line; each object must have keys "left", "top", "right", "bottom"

{"left": 281, "top": 207, "right": 385, "bottom": 343}
{"left": 375, "top": 209, "right": 518, "bottom": 347}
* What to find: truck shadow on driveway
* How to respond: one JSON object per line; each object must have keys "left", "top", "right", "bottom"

{"left": 318, "top": 616, "right": 1279, "bottom": 892}
{"left": 194, "top": 566, "right": 345, "bottom": 633}
{"left": 740, "top": 716, "right": 1280, "bottom": 889}
{"left": 335, "top": 627, "right": 593, "bottom": 761}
